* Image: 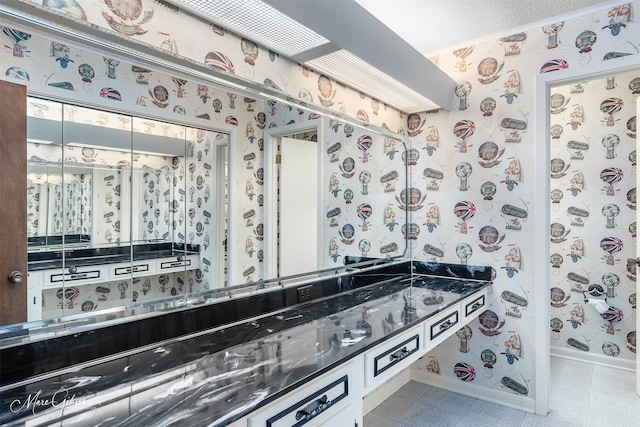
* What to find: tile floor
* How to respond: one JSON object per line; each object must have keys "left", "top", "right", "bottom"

{"left": 364, "top": 356, "right": 640, "bottom": 427}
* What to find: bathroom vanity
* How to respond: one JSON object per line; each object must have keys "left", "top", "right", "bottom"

{"left": 27, "top": 242, "right": 201, "bottom": 320}
{"left": 0, "top": 261, "right": 491, "bottom": 426}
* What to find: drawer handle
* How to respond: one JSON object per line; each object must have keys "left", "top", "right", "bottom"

{"left": 439, "top": 320, "right": 454, "bottom": 331}
{"left": 295, "top": 394, "right": 330, "bottom": 421}
{"left": 389, "top": 346, "right": 409, "bottom": 362}
{"left": 471, "top": 301, "right": 483, "bottom": 310}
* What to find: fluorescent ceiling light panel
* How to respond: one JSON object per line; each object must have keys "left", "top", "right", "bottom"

{"left": 169, "top": 0, "right": 453, "bottom": 112}
{"left": 173, "top": 0, "right": 330, "bottom": 56}
{"left": 308, "top": 50, "right": 439, "bottom": 113}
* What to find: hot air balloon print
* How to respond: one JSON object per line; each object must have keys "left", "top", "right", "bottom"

{"left": 453, "top": 120, "right": 475, "bottom": 153}
{"left": 481, "top": 349, "right": 497, "bottom": 376}
{"left": 502, "top": 333, "right": 522, "bottom": 364}
{"left": 540, "top": 59, "right": 569, "bottom": 74}
{"left": 455, "top": 162, "right": 472, "bottom": 191}
{"left": 357, "top": 134, "right": 373, "bottom": 163}
{"left": 502, "top": 69, "right": 521, "bottom": 104}
{"left": 329, "top": 173, "right": 340, "bottom": 197}
{"left": 627, "top": 188, "right": 636, "bottom": 210}
{"left": 600, "top": 97, "right": 623, "bottom": 126}
{"left": 2, "top": 26, "right": 31, "bottom": 57}
{"left": 454, "top": 363, "right": 476, "bottom": 382}
{"left": 478, "top": 141, "right": 504, "bottom": 168}
{"left": 359, "top": 170, "right": 371, "bottom": 195}
{"left": 603, "top": 4, "right": 630, "bottom": 35}
{"left": 50, "top": 42, "right": 74, "bottom": 68}
{"left": 424, "top": 204, "right": 440, "bottom": 232}
{"left": 477, "top": 57, "right": 504, "bottom": 84}
{"left": 575, "top": 30, "right": 597, "bottom": 53}
{"left": 502, "top": 157, "right": 522, "bottom": 190}
{"left": 454, "top": 201, "right": 476, "bottom": 234}
{"left": 602, "top": 306, "right": 623, "bottom": 335}
{"left": 550, "top": 223, "right": 570, "bottom": 243}
{"left": 478, "top": 310, "right": 505, "bottom": 336}
{"left": 480, "top": 97, "right": 496, "bottom": 116}
{"left": 204, "top": 51, "right": 235, "bottom": 74}
{"left": 383, "top": 205, "right": 398, "bottom": 231}
{"left": 339, "top": 224, "right": 355, "bottom": 245}
{"left": 102, "top": 0, "right": 153, "bottom": 36}
{"left": 406, "top": 113, "right": 425, "bottom": 137}
{"left": 317, "top": 75, "right": 336, "bottom": 107}
{"left": 396, "top": 188, "right": 426, "bottom": 211}
{"left": 500, "top": 33, "right": 526, "bottom": 56}
{"left": 600, "top": 167, "right": 623, "bottom": 195}
{"left": 542, "top": 22, "right": 564, "bottom": 49}
{"left": 384, "top": 137, "right": 398, "bottom": 159}
{"left": 550, "top": 93, "right": 570, "bottom": 114}
{"left": 356, "top": 203, "right": 372, "bottom": 231}
{"left": 329, "top": 238, "right": 339, "bottom": 262}
{"left": 423, "top": 168, "right": 443, "bottom": 191}
{"left": 148, "top": 85, "right": 169, "bottom": 108}
{"left": 453, "top": 46, "right": 474, "bottom": 72}
{"left": 501, "top": 118, "right": 527, "bottom": 143}
{"left": 455, "top": 81, "right": 472, "bottom": 110}
{"left": 358, "top": 239, "right": 371, "bottom": 256}
{"left": 627, "top": 116, "right": 636, "bottom": 139}
{"left": 503, "top": 245, "right": 522, "bottom": 277}
{"left": 567, "top": 104, "right": 585, "bottom": 130}
{"left": 424, "top": 126, "right": 440, "bottom": 155}
{"left": 602, "top": 203, "right": 620, "bottom": 228}
{"left": 455, "top": 243, "right": 472, "bottom": 264}
{"left": 478, "top": 225, "right": 504, "bottom": 252}
{"left": 600, "top": 237, "right": 623, "bottom": 265}
{"left": 339, "top": 157, "right": 356, "bottom": 178}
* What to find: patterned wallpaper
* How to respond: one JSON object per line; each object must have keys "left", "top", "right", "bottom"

{"left": 409, "top": 1, "right": 639, "bottom": 405}
{"left": 548, "top": 71, "right": 637, "bottom": 360}
{"left": 2, "top": 0, "right": 639, "bottom": 410}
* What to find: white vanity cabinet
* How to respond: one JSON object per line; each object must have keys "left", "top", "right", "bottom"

{"left": 26, "top": 253, "right": 200, "bottom": 322}
{"left": 246, "top": 358, "right": 364, "bottom": 427}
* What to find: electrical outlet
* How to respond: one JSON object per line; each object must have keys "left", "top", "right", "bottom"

{"left": 297, "top": 285, "right": 313, "bottom": 303}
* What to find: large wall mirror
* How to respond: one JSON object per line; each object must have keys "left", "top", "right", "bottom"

{"left": 15, "top": 90, "right": 408, "bottom": 331}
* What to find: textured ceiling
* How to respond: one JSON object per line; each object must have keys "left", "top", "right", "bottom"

{"left": 355, "top": 0, "right": 623, "bottom": 55}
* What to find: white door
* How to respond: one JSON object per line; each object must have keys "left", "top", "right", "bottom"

{"left": 279, "top": 137, "right": 318, "bottom": 277}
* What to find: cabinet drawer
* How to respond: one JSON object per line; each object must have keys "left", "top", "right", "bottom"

{"left": 425, "top": 305, "right": 460, "bottom": 347}
{"left": 109, "top": 261, "right": 153, "bottom": 279}
{"left": 157, "top": 255, "right": 197, "bottom": 273}
{"left": 247, "top": 361, "right": 357, "bottom": 427}
{"left": 46, "top": 266, "right": 107, "bottom": 287}
{"left": 461, "top": 288, "right": 488, "bottom": 323}
{"left": 364, "top": 327, "right": 422, "bottom": 389}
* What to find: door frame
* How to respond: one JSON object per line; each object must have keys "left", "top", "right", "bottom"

{"left": 263, "top": 119, "right": 323, "bottom": 281}
{"left": 535, "top": 53, "right": 640, "bottom": 414}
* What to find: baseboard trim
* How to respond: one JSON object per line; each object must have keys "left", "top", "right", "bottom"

{"left": 362, "top": 369, "right": 411, "bottom": 415}
{"left": 551, "top": 347, "right": 636, "bottom": 371}
{"left": 409, "top": 367, "right": 536, "bottom": 413}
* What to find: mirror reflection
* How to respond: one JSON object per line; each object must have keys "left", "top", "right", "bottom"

{"left": 26, "top": 97, "right": 228, "bottom": 320}
{"left": 21, "top": 93, "right": 408, "bottom": 329}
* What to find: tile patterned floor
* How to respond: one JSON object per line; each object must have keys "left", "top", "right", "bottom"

{"left": 364, "top": 357, "right": 640, "bottom": 427}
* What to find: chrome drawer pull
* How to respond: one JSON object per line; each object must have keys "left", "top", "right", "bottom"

{"left": 389, "top": 346, "right": 409, "bottom": 362}
{"left": 439, "top": 320, "right": 454, "bottom": 331}
{"left": 295, "top": 394, "right": 330, "bottom": 421}
{"left": 471, "top": 301, "right": 483, "bottom": 310}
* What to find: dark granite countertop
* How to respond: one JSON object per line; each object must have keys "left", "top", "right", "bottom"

{"left": 27, "top": 242, "right": 200, "bottom": 271}
{"left": 0, "top": 261, "right": 491, "bottom": 426}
